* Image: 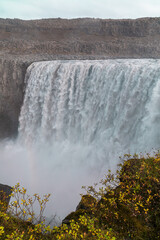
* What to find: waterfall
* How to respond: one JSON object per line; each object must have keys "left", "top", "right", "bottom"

{"left": 19, "top": 59, "right": 160, "bottom": 157}
{"left": 1, "top": 59, "right": 160, "bottom": 220}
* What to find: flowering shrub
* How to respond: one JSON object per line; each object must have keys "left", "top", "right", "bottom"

{"left": 9, "top": 183, "right": 50, "bottom": 224}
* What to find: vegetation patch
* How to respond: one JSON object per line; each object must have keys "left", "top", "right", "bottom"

{"left": 0, "top": 152, "right": 160, "bottom": 239}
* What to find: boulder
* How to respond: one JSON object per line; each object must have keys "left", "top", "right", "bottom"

{"left": 0, "top": 183, "right": 12, "bottom": 211}
{"left": 62, "top": 194, "right": 96, "bottom": 225}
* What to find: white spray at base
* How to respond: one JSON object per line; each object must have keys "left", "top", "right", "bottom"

{"left": 1, "top": 59, "right": 160, "bottom": 220}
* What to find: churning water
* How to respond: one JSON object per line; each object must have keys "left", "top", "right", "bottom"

{"left": 1, "top": 59, "right": 160, "bottom": 220}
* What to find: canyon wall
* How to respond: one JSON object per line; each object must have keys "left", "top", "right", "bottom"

{"left": 1, "top": 17, "right": 160, "bottom": 58}
{"left": 0, "top": 59, "right": 29, "bottom": 138}
{"left": 0, "top": 17, "right": 160, "bottom": 138}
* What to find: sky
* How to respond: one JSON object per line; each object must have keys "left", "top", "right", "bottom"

{"left": 0, "top": 0, "right": 160, "bottom": 20}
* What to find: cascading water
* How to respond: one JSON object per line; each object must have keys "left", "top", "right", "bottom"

{"left": 19, "top": 59, "right": 160, "bottom": 154}
{"left": 1, "top": 59, "right": 160, "bottom": 220}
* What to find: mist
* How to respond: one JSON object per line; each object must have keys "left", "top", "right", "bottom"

{"left": 0, "top": 138, "right": 116, "bottom": 221}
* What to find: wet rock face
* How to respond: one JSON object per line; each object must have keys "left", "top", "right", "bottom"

{"left": 0, "top": 59, "right": 30, "bottom": 138}
{"left": 0, "top": 17, "right": 160, "bottom": 138}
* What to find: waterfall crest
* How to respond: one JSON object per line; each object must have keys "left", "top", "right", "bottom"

{"left": 19, "top": 59, "right": 160, "bottom": 158}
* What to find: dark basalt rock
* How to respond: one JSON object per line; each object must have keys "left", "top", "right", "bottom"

{"left": 62, "top": 209, "right": 86, "bottom": 225}
{"left": 0, "top": 183, "right": 12, "bottom": 210}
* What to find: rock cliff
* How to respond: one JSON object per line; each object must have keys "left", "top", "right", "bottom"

{"left": 0, "top": 17, "right": 160, "bottom": 138}
{"left": 1, "top": 17, "right": 160, "bottom": 58}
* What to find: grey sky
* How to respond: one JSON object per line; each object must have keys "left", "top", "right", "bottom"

{"left": 0, "top": 0, "right": 160, "bottom": 20}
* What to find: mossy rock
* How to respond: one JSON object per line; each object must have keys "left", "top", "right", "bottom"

{"left": 62, "top": 194, "right": 96, "bottom": 225}
{"left": 62, "top": 209, "right": 86, "bottom": 225}
{"left": 76, "top": 194, "right": 97, "bottom": 211}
